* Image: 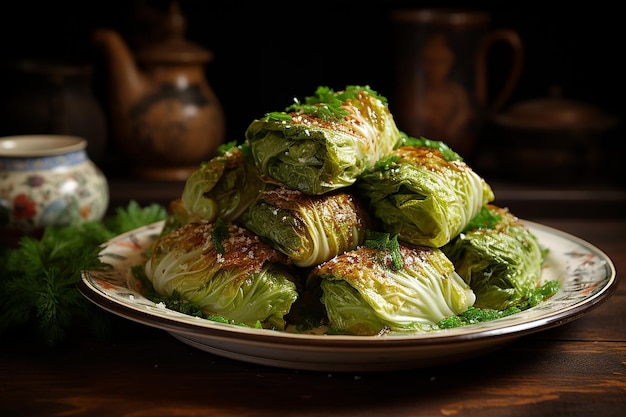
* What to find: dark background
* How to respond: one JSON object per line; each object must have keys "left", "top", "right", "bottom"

{"left": 0, "top": 0, "right": 623, "bottom": 185}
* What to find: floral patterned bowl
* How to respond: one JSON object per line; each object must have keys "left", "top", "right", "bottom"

{"left": 0, "top": 135, "right": 109, "bottom": 244}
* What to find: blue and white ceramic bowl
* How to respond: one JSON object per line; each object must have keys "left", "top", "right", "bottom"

{"left": 0, "top": 135, "right": 109, "bottom": 242}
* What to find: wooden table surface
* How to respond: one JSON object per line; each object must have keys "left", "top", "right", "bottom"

{"left": 1, "top": 217, "right": 624, "bottom": 417}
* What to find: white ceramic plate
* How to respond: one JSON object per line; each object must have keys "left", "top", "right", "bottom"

{"left": 79, "top": 220, "right": 616, "bottom": 372}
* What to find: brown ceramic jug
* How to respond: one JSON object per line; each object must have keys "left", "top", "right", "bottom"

{"left": 391, "top": 9, "right": 524, "bottom": 160}
{"left": 93, "top": 1, "right": 225, "bottom": 181}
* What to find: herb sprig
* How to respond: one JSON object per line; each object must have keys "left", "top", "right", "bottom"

{"left": 364, "top": 230, "right": 404, "bottom": 271}
{"left": 0, "top": 201, "right": 167, "bottom": 346}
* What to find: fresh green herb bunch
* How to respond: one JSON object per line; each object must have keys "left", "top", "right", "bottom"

{"left": 0, "top": 201, "right": 167, "bottom": 347}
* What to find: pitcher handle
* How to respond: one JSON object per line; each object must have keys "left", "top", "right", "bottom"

{"left": 475, "top": 28, "right": 524, "bottom": 115}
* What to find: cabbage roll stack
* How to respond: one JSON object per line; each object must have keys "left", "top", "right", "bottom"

{"left": 163, "top": 142, "right": 269, "bottom": 235}
{"left": 245, "top": 85, "right": 401, "bottom": 195}
{"left": 144, "top": 221, "right": 298, "bottom": 330}
{"left": 242, "top": 187, "right": 372, "bottom": 267}
{"left": 357, "top": 144, "right": 495, "bottom": 248}
{"left": 442, "top": 205, "right": 545, "bottom": 310}
{"left": 308, "top": 239, "right": 476, "bottom": 336}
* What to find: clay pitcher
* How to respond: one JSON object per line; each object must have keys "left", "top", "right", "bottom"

{"left": 391, "top": 9, "right": 524, "bottom": 161}
{"left": 93, "top": 1, "right": 225, "bottom": 181}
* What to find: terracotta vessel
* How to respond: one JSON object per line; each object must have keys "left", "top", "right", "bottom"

{"left": 93, "top": 1, "right": 225, "bottom": 181}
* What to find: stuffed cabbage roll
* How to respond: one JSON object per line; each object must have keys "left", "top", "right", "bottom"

{"left": 241, "top": 187, "right": 372, "bottom": 267}
{"left": 144, "top": 221, "right": 298, "bottom": 330}
{"left": 441, "top": 204, "right": 545, "bottom": 310}
{"left": 357, "top": 142, "right": 494, "bottom": 248}
{"left": 162, "top": 142, "right": 269, "bottom": 235}
{"left": 245, "top": 85, "right": 401, "bottom": 195}
{"left": 308, "top": 237, "right": 476, "bottom": 335}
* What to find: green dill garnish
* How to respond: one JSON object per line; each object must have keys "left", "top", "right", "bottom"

{"left": 364, "top": 230, "right": 403, "bottom": 271}
{"left": 212, "top": 218, "right": 229, "bottom": 255}
{"left": 0, "top": 201, "right": 168, "bottom": 347}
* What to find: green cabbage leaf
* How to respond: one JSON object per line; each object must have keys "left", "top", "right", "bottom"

{"left": 308, "top": 244, "right": 476, "bottom": 335}
{"left": 357, "top": 145, "right": 495, "bottom": 248}
{"left": 244, "top": 85, "right": 401, "bottom": 195}
{"left": 242, "top": 188, "right": 371, "bottom": 267}
{"left": 144, "top": 221, "right": 298, "bottom": 330}
{"left": 162, "top": 142, "right": 268, "bottom": 235}
{"left": 441, "top": 205, "right": 546, "bottom": 310}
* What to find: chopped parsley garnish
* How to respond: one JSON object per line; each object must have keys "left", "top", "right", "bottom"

{"left": 364, "top": 230, "right": 403, "bottom": 271}
{"left": 265, "top": 85, "right": 387, "bottom": 122}
{"left": 463, "top": 206, "right": 503, "bottom": 231}
{"left": 437, "top": 280, "right": 560, "bottom": 329}
{"left": 397, "top": 133, "right": 463, "bottom": 162}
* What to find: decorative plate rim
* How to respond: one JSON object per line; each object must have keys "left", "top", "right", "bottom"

{"left": 78, "top": 220, "right": 617, "bottom": 367}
